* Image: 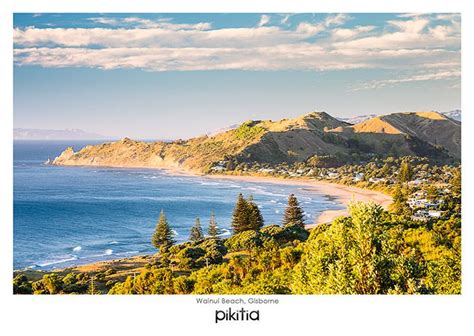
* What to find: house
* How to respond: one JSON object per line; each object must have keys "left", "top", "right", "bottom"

{"left": 412, "top": 210, "right": 429, "bottom": 222}
{"left": 327, "top": 172, "right": 339, "bottom": 179}
{"left": 353, "top": 173, "right": 364, "bottom": 182}
{"left": 369, "top": 177, "right": 385, "bottom": 184}
{"left": 211, "top": 166, "right": 225, "bottom": 172}
{"left": 408, "top": 179, "right": 426, "bottom": 186}
{"left": 428, "top": 210, "right": 442, "bottom": 218}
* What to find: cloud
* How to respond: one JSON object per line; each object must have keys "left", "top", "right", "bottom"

{"left": 87, "top": 16, "right": 212, "bottom": 30}
{"left": 388, "top": 18, "right": 430, "bottom": 33}
{"left": 324, "top": 13, "right": 352, "bottom": 26}
{"left": 350, "top": 70, "right": 461, "bottom": 91}
{"left": 13, "top": 14, "right": 460, "bottom": 79}
{"left": 258, "top": 15, "right": 270, "bottom": 27}
{"left": 332, "top": 26, "right": 376, "bottom": 39}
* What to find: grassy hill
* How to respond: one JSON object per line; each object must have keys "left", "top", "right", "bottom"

{"left": 53, "top": 111, "right": 460, "bottom": 172}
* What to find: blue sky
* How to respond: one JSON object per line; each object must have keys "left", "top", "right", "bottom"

{"left": 13, "top": 13, "right": 461, "bottom": 139}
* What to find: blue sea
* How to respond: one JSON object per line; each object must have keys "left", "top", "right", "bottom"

{"left": 14, "top": 141, "right": 344, "bottom": 270}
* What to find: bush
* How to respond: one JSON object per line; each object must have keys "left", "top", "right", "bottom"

{"left": 224, "top": 230, "right": 273, "bottom": 252}
{"left": 261, "top": 224, "right": 309, "bottom": 245}
{"left": 174, "top": 276, "right": 195, "bottom": 294}
{"left": 13, "top": 274, "right": 32, "bottom": 294}
{"left": 171, "top": 238, "right": 228, "bottom": 270}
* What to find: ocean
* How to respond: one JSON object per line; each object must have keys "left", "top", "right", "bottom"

{"left": 13, "top": 141, "right": 344, "bottom": 270}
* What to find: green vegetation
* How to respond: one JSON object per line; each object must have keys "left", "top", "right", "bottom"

{"left": 152, "top": 210, "right": 175, "bottom": 252}
{"left": 398, "top": 159, "right": 414, "bottom": 183}
{"left": 208, "top": 211, "right": 219, "bottom": 238}
{"left": 282, "top": 194, "right": 305, "bottom": 228}
{"left": 234, "top": 122, "right": 265, "bottom": 140}
{"left": 15, "top": 154, "right": 461, "bottom": 295}
{"left": 189, "top": 217, "right": 204, "bottom": 242}
{"left": 231, "top": 193, "right": 264, "bottom": 234}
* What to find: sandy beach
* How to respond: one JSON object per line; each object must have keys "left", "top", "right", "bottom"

{"left": 55, "top": 159, "right": 393, "bottom": 228}
{"left": 50, "top": 174, "right": 391, "bottom": 274}
{"left": 203, "top": 173, "right": 393, "bottom": 229}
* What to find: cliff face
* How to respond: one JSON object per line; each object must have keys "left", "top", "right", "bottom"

{"left": 53, "top": 111, "right": 461, "bottom": 172}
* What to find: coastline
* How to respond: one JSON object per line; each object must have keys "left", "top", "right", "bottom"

{"left": 52, "top": 161, "right": 393, "bottom": 228}
{"left": 36, "top": 164, "right": 392, "bottom": 273}
{"left": 203, "top": 173, "right": 392, "bottom": 229}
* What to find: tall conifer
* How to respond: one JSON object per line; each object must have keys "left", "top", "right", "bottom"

{"left": 190, "top": 217, "right": 204, "bottom": 241}
{"left": 282, "top": 194, "right": 305, "bottom": 228}
{"left": 247, "top": 195, "right": 264, "bottom": 230}
{"left": 152, "top": 209, "right": 175, "bottom": 251}
{"left": 232, "top": 193, "right": 250, "bottom": 234}
{"left": 208, "top": 211, "right": 220, "bottom": 238}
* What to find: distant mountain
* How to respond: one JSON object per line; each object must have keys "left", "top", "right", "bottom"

{"left": 338, "top": 114, "right": 377, "bottom": 125}
{"left": 53, "top": 110, "right": 461, "bottom": 173}
{"left": 339, "top": 110, "right": 462, "bottom": 124}
{"left": 329, "top": 111, "right": 461, "bottom": 159}
{"left": 442, "top": 110, "right": 461, "bottom": 121}
{"left": 14, "top": 128, "right": 106, "bottom": 140}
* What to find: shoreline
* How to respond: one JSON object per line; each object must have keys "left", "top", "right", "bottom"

{"left": 203, "top": 173, "right": 392, "bottom": 229}
{"left": 52, "top": 162, "right": 392, "bottom": 228}
{"left": 29, "top": 163, "right": 392, "bottom": 273}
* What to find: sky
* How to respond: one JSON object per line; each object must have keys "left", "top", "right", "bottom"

{"left": 13, "top": 13, "right": 461, "bottom": 139}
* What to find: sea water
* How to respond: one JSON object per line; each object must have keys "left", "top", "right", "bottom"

{"left": 13, "top": 141, "right": 344, "bottom": 270}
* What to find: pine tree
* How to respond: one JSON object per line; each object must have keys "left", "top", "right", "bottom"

{"left": 398, "top": 160, "right": 413, "bottom": 183}
{"left": 208, "top": 211, "right": 220, "bottom": 238}
{"left": 282, "top": 194, "right": 305, "bottom": 228}
{"left": 247, "top": 195, "right": 264, "bottom": 230}
{"left": 152, "top": 210, "right": 175, "bottom": 252}
{"left": 231, "top": 193, "right": 250, "bottom": 234}
{"left": 189, "top": 217, "right": 204, "bottom": 242}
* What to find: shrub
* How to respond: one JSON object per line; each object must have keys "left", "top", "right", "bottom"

{"left": 13, "top": 274, "right": 32, "bottom": 294}
{"left": 224, "top": 230, "right": 273, "bottom": 252}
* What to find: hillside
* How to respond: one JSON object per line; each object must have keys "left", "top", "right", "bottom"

{"left": 328, "top": 111, "right": 460, "bottom": 159}
{"left": 53, "top": 111, "right": 460, "bottom": 172}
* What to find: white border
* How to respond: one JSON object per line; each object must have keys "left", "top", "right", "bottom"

{"left": 1, "top": 1, "right": 472, "bottom": 335}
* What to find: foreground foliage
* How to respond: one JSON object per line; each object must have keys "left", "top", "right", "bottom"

{"left": 15, "top": 200, "right": 460, "bottom": 295}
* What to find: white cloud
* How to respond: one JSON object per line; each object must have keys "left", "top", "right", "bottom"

{"left": 324, "top": 13, "right": 352, "bottom": 26}
{"left": 332, "top": 26, "right": 375, "bottom": 39}
{"left": 350, "top": 70, "right": 461, "bottom": 91}
{"left": 13, "top": 15, "right": 460, "bottom": 78}
{"left": 258, "top": 15, "right": 270, "bottom": 27}
{"left": 88, "top": 16, "right": 212, "bottom": 30}
{"left": 388, "top": 18, "right": 430, "bottom": 33}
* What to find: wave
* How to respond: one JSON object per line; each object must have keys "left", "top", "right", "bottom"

{"left": 200, "top": 181, "right": 221, "bottom": 186}
{"left": 37, "top": 255, "right": 78, "bottom": 267}
{"left": 72, "top": 246, "right": 82, "bottom": 252}
{"left": 104, "top": 249, "right": 113, "bottom": 255}
{"left": 115, "top": 251, "right": 140, "bottom": 256}
{"left": 109, "top": 241, "right": 119, "bottom": 245}
{"left": 219, "top": 228, "right": 231, "bottom": 237}
{"left": 171, "top": 230, "right": 179, "bottom": 236}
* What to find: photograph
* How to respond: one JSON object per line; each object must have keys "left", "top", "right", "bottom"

{"left": 12, "top": 13, "right": 461, "bottom": 296}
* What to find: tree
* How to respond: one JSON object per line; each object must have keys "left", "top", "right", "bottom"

{"left": 390, "top": 184, "right": 410, "bottom": 216}
{"left": 190, "top": 217, "right": 204, "bottom": 242}
{"left": 231, "top": 193, "right": 250, "bottom": 234}
{"left": 398, "top": 160, "right": 413, "bottom": 183}
{"left": 247, "top": 196, "right": 264, "bottom": 230}
{"left": 208, "top": 211, "right": 220, "bottom": 238}
{"left": 152, "top": 210, "right": 175, "bottom": 252}
{"left": 282, "top": 194, "right": 305, "bottom": 228}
